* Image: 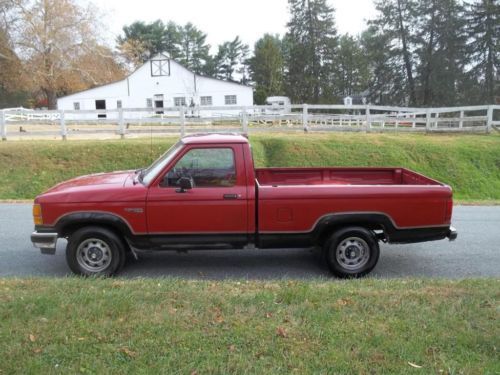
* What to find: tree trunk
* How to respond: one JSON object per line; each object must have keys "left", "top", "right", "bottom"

{"left": 397, "top": 0, "right": 417, "bottom": 106}
{"left": 422, "top": 2, "right": 436, "bottom": 106}
{"left": 44, "top": 89, "right": 57, "bottom": 109}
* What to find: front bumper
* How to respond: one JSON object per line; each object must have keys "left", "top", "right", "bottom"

{"left": 447, "top": 226, "right": 458, "bottom": 241}
{"left": 31, "top": 231, "right": 58, "bottom": 254}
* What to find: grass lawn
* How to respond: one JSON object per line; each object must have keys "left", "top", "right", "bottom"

{"left": 0, "top": 278, "right": 498, "bottom": 374}
{"left": 0, "top": 132, "right": 499, "bottom": 202}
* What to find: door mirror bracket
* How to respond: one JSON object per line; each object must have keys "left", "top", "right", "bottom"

{"left": 175, "top": 177, "right": 193, "bottom": 193}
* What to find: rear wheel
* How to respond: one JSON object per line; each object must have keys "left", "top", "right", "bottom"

{"left": 66, "top": 226, "right": 126, "bottom": 276}
{"left": 323, "top": 227, "right": 380, "bottom": 278}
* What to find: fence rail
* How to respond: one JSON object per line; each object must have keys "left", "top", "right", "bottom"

{"left": 0, "top": 104, "right": 499, "bottom": 140}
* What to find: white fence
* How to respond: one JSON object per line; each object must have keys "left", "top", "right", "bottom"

{"left": 0, "top": 104, "right": 499, "bottom": 140}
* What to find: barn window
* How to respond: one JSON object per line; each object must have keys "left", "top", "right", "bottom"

{"left": 146, "top": 98, "right": 153, "bottom": 108}
{"left": 73, "top": 102, "right": 80, "bottom": 110}
{"left": 174, "top": 97, "right": 186, "bottom": 107}
{"left": 225, "top": 95, "right": 237, "bottom": 105}
{"left": 200, "top": 96, "right": 213, "bottom": 106}
{"left": 117, "top": 100, "right": 122, "bottom": 109}
{"left": 151, "top": 58, "right": 170, "bottom": 77}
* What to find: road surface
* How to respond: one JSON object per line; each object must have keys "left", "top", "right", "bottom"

{"left": 0, "top": 204, "right": 498, "bottom": 279}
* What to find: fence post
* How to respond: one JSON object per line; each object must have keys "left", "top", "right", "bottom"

{"left": 118, "top": 108, "right": 126, "bottom": 139}
{"left": 0, "top": 111, "right": 6, "bottom": 141}
{"left": 434, "top": 112, "right": 439, "bottom": 128}
{"left": 60, "top": 110, "right": 67, "bottom": 140}
{"left": 459, "top": 110, "right": 464, "bottom": 128}
{"left": 486, "top": 106, "right": 493, "bottom": 133}
{"left": 180, "top": 107, "right": 186, "bottom": 137}
{"left": 365, "top": 105, "right": 371, "bottom": 132}
{"left": 425, "top": 109, "right": 431, "bottom": 132}
{"left": 242, "top": 108, "right": 248, "bottom": 133}
{"left": 302, "top": 104, "right": 309, "bottom": 132}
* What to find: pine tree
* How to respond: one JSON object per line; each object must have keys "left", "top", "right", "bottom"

{"left": 117, "top": 20, "right": 180, "bottom": 66}
{"left": 370, "top": 0, "right": 419, "bottom": 105}
{"left": 330, "top": 34, "right": 370, "bottom": 99}
{"left": 213, "top": 37, "right": 249, "bottom": 82}
{"left": 465, "top": 0, "right": 500, "bottom": 104}
{"left": 177, "top": 23, "right": 210, "bottom": 74}
{"left": 248, "top": 34, "right": 284, "bottom": 104}
{"left": 414, "top": 0, "right": 467, "bottom": 106}
{"left": 285, "top": 0, "right": 338, "bottom": 103}
{"left": 361, "top": 26, "right": 408, "bottom": 105}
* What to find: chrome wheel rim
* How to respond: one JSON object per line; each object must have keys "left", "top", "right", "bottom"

{"left": 76, "top": 238, "right": 112, "bottom": 273}
{"left": 336, "top": 237, "right": 370, "bottom": 271}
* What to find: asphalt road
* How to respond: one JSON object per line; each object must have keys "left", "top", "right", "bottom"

{"left": 0, "top": 204, "right": 499, "bottom": 279}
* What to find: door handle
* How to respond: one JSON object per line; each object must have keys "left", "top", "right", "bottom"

{"left": 223, "top": 194, "right": 240, "bottom": 200}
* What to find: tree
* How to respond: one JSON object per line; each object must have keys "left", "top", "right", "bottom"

{"left": 117, "top": 20, "right": 180, "bottom": 67}
{"left": 248, "top": 34, "right": 284, "bottom": 104}
{"left": 412, "top": 0, "right": 468, "bottom": 106}
{"left": 465, "top": 0, "right": 500, "bottom": 104}
{"left": 370, "top": 0, "right": 418, "bottom": 105}
{"left": 285, "top": 0, "right": 338, "bottom": 103}
{"left": 0, "top": 27, "right": 29, "bottom": 107}
{"left": 213, "top": 36, "right": 249, "bottom": 82}
{"left": 9, "top": 0, "right": 125, "bottom": 108}
{"left": 177, "top": 23, "right": 210, "bottom": 73}
{"left": 329, "top": 34, "right": 370, "bottom": 99}
{"left": 361, "top": 26, "right": 408, "bottom": 105}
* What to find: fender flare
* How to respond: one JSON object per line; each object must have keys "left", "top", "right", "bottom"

{"left": 54, "top": 212, "right": 135, "bottom": 238}
{"left": 312, "top": 212, "right": 396, "bottom": 242}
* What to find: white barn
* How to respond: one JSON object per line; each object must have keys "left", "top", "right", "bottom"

{"left": 57, "top": 54, "right": 253, "bottom": 118}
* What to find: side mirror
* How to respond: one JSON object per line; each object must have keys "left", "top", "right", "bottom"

{"left": 176, "top": 177, "right": 193, "bottom": 193}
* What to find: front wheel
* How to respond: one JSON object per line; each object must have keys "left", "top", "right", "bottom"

{"left": 66, "top": 226, "right": 126, "bottom": 276}
{"left": 323, "top": 227, "right": 380, "bottom": 278}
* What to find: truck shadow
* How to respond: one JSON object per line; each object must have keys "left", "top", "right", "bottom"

{"left": 122, "top": 248, "right": 333, "bottom": 279}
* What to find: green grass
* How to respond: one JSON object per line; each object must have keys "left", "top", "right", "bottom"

{"left": 0, "top": 278, "right": 497, "bottom": 374}
{"left": 0, "top": 133, "right": 499, "bottom": 201}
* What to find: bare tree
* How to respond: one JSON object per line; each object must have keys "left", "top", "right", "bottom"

{"left": 8, "top": 0, "right": 124, "bottom": 108}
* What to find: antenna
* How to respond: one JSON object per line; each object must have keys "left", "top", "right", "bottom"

{"left": 150, "top": 114, "right": 154, "bottom": 164}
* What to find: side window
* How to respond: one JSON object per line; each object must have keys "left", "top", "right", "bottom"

{"left": 163, "top": 148, "right": 236, "bottom": 188}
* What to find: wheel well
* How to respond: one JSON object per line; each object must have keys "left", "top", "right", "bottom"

{"left": 60, "top": 222, "right": 131, "bottom": 252}
{"left": 317, "top": 222, "right": 386, "bottom": 246}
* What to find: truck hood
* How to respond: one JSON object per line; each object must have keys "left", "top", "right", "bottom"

{"left": 44, "top": 171, "right": 134, "bottom": 194}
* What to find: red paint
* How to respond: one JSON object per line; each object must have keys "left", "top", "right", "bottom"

{"left": 35, "top": 134, "right": 453, "bottom": 237}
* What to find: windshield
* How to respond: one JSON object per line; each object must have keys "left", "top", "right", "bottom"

{"left": 141, "top": 141, "right": 183, "bottom": 185}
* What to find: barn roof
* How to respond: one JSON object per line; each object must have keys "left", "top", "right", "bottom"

{"left": 57, "top": 54, "right": 252, "bottom": 100}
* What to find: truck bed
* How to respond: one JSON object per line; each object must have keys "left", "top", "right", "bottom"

{"left": 255, "top": 167, "right": 443, "bottom": 186}
{"left": 256, "top": 167, "right": 452, "bottom": 243}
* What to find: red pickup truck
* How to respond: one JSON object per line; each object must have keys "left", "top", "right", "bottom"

{"left": 31, "top": 134, "right": 456, "bottom": 277}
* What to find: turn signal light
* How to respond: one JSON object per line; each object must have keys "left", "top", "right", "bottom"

{"left": 33, "top": 204, "right": 43, "bottom": 225}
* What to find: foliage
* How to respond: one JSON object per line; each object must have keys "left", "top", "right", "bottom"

{"left": 284, "top": 0, "right": 338, "bottom": 103}
{"left": 5, "top": 0, "right": 125, "bottom": 109}
{"left": 176, "top": 23, "right": 211, "bottom": 74}
{"left": 117, "top": 20, "right": 180, "bottom": 67}
{"left": 0, "top": 278, "right": 497, "bottom": 373}
{"left": 212, "top": 36, "right": 250, "bottom": 82}
{"left": 249, "top": 34, "right": 285, "bottom": 104}
{"left": 465, "top": 0, "right": 500, "bottom": 104}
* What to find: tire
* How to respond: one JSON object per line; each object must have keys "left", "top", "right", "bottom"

{"left": 66, "top": 226, "right": 126, "bottom": 276}
{"left": 323, "top": 226, "right": 380, "bottom": 278}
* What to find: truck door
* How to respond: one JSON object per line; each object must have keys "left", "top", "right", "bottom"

{"left": 146, "top": 144, "right": 248, "bottom": 241}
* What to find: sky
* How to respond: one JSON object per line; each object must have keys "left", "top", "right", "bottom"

{"left": 100, "top": 0, "right": 376, "bottom": 51}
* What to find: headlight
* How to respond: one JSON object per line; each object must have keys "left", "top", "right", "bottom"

{"left": 33, "top": 204, "right": 43, "bottom": 225}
